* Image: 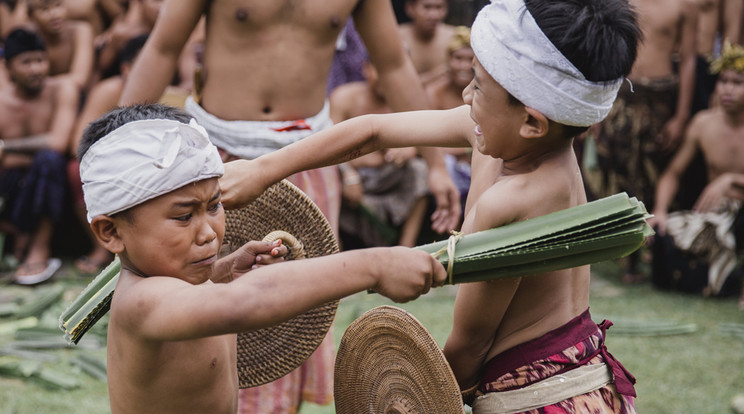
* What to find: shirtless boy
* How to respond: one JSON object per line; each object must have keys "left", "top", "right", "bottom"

{"left": 78, "top": 104, "right": 447, "bottom": 414}
{"left": 27, "top": 0, "right": 94, "bottom": 89}
{"left": 220, "top": 0, "right": 641, "bottom": 411}
{"left": 651, "top": 43, "right": 744, "bottom": 307}
{"left": 398, "top": 0, "right": 456, "bottom": 86}
{"left": 0, "top": 28, "right": 78, "bottom": 284}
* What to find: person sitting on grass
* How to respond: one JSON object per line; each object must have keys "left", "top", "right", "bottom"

{"left": 650, "top": 42, "right": 744, "bottom": 309}
{"left": 219, "top": 0, "right": 641, "bottom": 411}
{"left": 78, "top": 103, "right": 447, "bottom": 414}
{"left": 0, "top": 28, "right": 78, "bottom": 285}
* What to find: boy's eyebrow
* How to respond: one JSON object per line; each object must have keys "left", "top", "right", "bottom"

{"left": 472, "top": 68, "right": 480, "bottom": 84}
{"left": 172, "top": 190, "right": 222, "bottom": 208}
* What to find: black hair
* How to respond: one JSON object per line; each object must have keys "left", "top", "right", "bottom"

{"left": 3, "top": 28, "right": 46, "bottom": 62}
{"left": 119, "top": 33, "right": 149, "bottom": 65}
{"left": 510, "top": 0, "right": 641, "bottom": 138}
{"left": 525, "top": 0, "right": 641, "bottom": 82}
{"left": 77, "top": 104, "right": 192, "bottom": 162}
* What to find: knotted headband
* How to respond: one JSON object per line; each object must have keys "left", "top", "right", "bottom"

{"left": 470, "top": 0, "right": 623, "bottom": 127}
{"left": 80, "top": 119, "right": 224, "bottom": 222}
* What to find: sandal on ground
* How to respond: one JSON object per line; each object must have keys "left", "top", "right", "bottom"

{"left": 14, "top": 258, "right": 62, "bottom": 285}
{"left": 74, "top": 256, "right": 111, "bottom": 275}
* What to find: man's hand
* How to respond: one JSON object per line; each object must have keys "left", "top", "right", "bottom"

{"left": 384, "top": 147, "right": 417, "bottom": 166}
{"left": 694, "top": 173, "right": 733, "bottom": 213}
{"left": 427, "top": 166, "right": 461, "bottom": 234}
{"left": 371, "top": 247, "right": 447, "bottom": 303}
{"left": 657, "top": 116, "right": 686, "bottom": 153}
{"left": 219, "top": 159, "right": 266, "bottom": 210}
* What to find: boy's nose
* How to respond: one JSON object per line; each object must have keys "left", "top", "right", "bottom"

{"left": 196, "top": 220, "right": 218, "bottom": 245}
{"left": 462, "top": 80, "right": 474, "bottom": 103}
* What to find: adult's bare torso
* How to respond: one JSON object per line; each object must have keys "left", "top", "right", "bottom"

{"left": 629, "top": 0, "right": 684, "bottom": 80}
{"left": 200, "top": 0, "right": 360, "bottom": 121}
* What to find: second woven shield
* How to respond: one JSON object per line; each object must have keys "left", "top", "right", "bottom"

{"left": 224, "top": 179, "right": 339, "bottom": 388}
{"left": 335, "top": 305, "right": 464, "bottom": 413}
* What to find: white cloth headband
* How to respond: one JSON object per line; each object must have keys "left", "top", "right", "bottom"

{"left": 470, "top": 0, "right": 623, "bottom": 127}
{"left": 80, "top": 118, "right": 224, "bottom": 222}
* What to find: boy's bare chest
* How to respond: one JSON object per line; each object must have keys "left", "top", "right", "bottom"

{"left": 700, "top": 130, "right": 744, "bottom": 176}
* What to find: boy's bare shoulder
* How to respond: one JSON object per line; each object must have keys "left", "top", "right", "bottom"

{"left": 111, "top": 272, "right": 190, "bottom": 324}
{"left": 470, "top": 163, "right": 580, "bottom": 231}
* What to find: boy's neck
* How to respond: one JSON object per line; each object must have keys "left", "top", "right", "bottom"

{"left": 501, "top": 137, "right": 574, "bottom": 176}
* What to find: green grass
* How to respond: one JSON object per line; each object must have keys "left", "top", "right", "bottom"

{"left": 1, "top": 259, "right": 742, "bottom": 413}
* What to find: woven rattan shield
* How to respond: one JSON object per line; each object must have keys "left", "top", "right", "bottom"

{"left": 224, "top": 179, "right": 339, "bottom": 389}
{"left": 335, "top": 305, "right": 465, "bottom": 414}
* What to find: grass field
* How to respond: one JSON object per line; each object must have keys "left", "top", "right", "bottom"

{"left": 1, "top": 259, "right": 742, "bottom": 414}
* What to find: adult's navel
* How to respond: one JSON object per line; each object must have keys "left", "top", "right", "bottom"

{"left": 330, "top": 15, "right": 341, "bottom": 28}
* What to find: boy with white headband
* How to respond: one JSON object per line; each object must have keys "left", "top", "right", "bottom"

{"left": 220, "top": 0, "right": 642, "bottom": 412}
{"left": 78, "top": 104, "right": 447, "bottom": 414}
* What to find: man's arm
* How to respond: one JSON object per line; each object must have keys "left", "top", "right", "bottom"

{"left": 119, "top": 246, "right": 447, "bottom": 342}
{"left": 47, "top": 79, "right": 79, "bottom": 153}
{"left": 118, "top": 0, "right": 205, "bottom": 105}
{"left": 651, "top": 115, "right": 703, "bottom": 233}
{"left": 661, "top": 0, "right": 699, "bottom": 151}
{"left": 220, "top": 106, "right": 473, "bottom": 209}
{"left": 65, "top": 21, "right": 94, "bottom": 89}
{"left": 722, "top": 0, "right": 742, "bottom": 45}
{"left": 354, "top": 0, "right": 461, "bottom": 232}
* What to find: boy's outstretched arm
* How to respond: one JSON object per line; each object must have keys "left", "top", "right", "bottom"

{"left": 117, "top": 247, "right": 447, "bottom": 342}
{"left": 220, "top": 106, "right": 474, "bottom": 209}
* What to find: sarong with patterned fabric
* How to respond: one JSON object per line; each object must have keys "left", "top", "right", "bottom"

{"left": 585, "top": 77, "right": 678, "bottom": 210}
{"left": 664, "top": 200, "right": 741, "bottom": 295}
{"left": 0, "top": 150, "right": 67, "bottom": 232}
{"left": 476, "top": 309, "right": 636, "bottom": 414}
{"left": 185, "top": 98, "right": 340, "bottom": 413}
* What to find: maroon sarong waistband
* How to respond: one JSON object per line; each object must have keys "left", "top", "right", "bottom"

{"left": 479, "top": 308, "right": 636, "bottom": 397}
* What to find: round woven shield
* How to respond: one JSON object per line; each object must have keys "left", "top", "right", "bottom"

{"left": 224, "top": 179, "right": 339, "bottom": 389}
{"left": 334, "top": 305, "right": 464, "bottom": 414}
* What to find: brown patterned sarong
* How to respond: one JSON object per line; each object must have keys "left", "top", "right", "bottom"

{"left": 586, "top": 77, "right": 678, "bottom": 210}
{"left": 476, "top": 309, "right": 636, "bottom": 414}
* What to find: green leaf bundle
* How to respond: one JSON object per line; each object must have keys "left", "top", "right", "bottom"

{"left": 416, "top": 193, "right": 653, "bottom": 284}
{"left": 58, "top": 258, "right": 120, "bottom": 344}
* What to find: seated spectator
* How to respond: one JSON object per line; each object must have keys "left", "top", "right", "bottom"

{"left": 94, "top": 0, "right": 160, "bottom": 80}
{"left": 67, "top": 33, "right": 148, "bottom": 274}
{"left": 0, "top": 28, "right": 78, "bottom": 284}
{"left": 329, "top": 58, "right": 430, "bottom": 248}
{"left": 27, "top": 0, "right": 94, "bottom": 90}
{"left": 64, "top": 0, "right": 126, "bottom": 35}
{"left": 397, "top": 0, "right": 455, "bottom": 86}
{"left": 425, "top": 25, "right": 473, "bottom": 211}
{"left": 650, "top": 42, "right": 744, "bottom": 308}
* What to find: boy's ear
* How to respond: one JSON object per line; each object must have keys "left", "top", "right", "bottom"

{"left": 90, "top": 215, "right": 125, "bottom": 254}
{"left": 520, "top": 107, "right": 550, "bottom": 139}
